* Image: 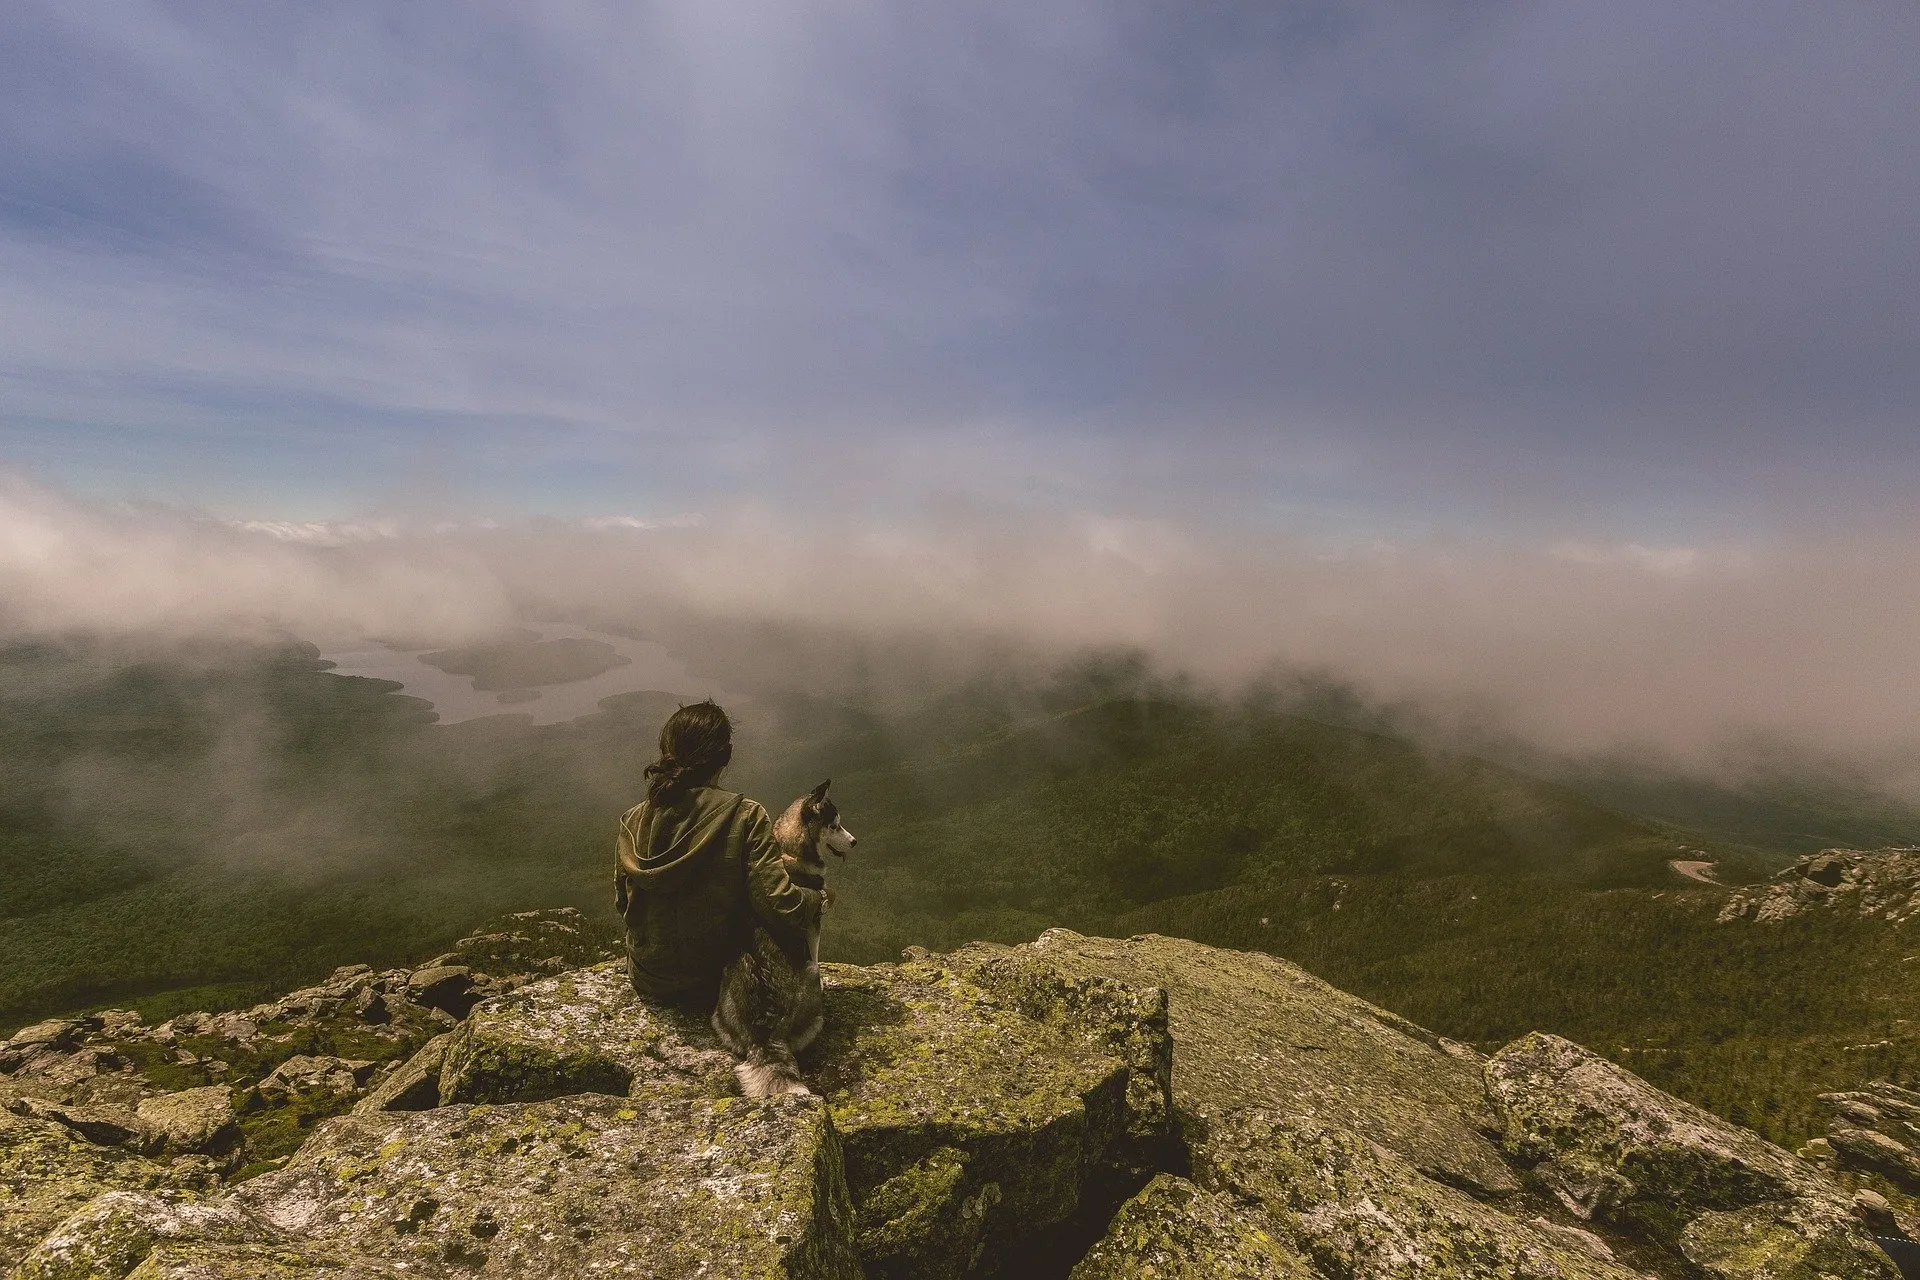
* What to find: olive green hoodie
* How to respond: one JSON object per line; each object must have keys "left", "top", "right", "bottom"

{"left": 614, "top": 785, "right": 821, "bottom": 1004}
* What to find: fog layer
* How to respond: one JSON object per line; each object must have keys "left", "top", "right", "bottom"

{"left": 5, "top": 476, "right": 1915, "bottom": 767}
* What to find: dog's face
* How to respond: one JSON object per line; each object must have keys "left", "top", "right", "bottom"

{"left": 805, "top": 780, "right": 857, "bottom": 860}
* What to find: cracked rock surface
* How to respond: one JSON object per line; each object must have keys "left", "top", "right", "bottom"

{"left": 5, "top": 925, "right": 1908, "bottom": 1280}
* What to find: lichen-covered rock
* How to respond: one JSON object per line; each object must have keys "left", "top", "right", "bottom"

{"left": 1830, "top": 1128, "right": 1920, "bottom": 1192}
{"left": 254, "top": 1055, "right": 373, "bottom": 1105}
{"left": 1191, "top": 1109, "right": 1641, "bottom": 1280}
{"left": 812, "top": 957, "right": 1131, "bottom": 1273}
{"left": 1068, "top": 1173, "right": 1317, "bottom": 1279}
{"left": 5, "top": 1097, "right": 149, "bottom": 1149}
{"left": 11, "top": 1189, "right": 266, "bottom": 1280}
{"left": 979, "top": 930, "right": 1517, "bottom": 1196}
{"left": 852, "top": 1146, "right": 997, "bottom": 1280}
{"left": 135, "top": 1088, "right": 236, "bottom": 1156}
{"left": 1681, "top": 1195, "right": 1899, "bottom": 1280}
{"left": 1488, "top": 1032, "right": 1819, "bottom": 1222}
{"left": 945, "top": 940, "right": 1175, "bottom": 1168}
{"left": 1487, "top": 1032, "right": 1896, "bottom": 1276}
{"left": 124, "top": 1240, "right": 401, "bottom": 1278}
{"left": 1820, "top": 1082, "right": 1920, "bottom": 1197}
{"left": 404, "top": 966, "right": 479, "bottom": 1019}
{"left": 0, "top": 1110, "right": 202, "bottom": 1272}
{"left": 230, "top": 1093, "right": 859, "bottom": 1279}
{"left": 436, "top": 961, "right": 736, "bottom": 1105}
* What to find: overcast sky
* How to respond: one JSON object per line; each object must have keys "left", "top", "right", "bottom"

{"left": 2, "top": 1, "right": 1914, "bottom": 532}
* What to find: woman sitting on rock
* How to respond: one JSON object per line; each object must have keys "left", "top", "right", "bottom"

{"left": 613, "top": 700, "right": 822, "bottom": 1008}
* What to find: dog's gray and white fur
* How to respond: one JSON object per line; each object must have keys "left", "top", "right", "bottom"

{"left": 712, "top": 780, "right": 856, "bottom": 1097}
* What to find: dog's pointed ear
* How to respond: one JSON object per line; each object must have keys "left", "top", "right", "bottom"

{"left": 809, "top": 779, "right": 831, "bottom": 803}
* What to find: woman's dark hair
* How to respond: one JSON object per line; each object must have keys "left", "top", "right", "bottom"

{"left": 645, "top": 700, "right": 733, "bottom": 804}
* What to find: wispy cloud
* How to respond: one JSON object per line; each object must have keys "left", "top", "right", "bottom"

{"left": 0, "top": 3, "right": 1915, "bottom": 525}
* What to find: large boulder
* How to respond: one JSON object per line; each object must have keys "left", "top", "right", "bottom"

{"left": 959, "top": 929, "right": 1517, "bottom": 1197}
{"left": 1068, "top": 1173, "right": 1318, "bottom": 1279}
{"left": 812, "top": 955, "right": 1135, "bottom": 1274}
{"left": 231, "top": 1093, "right": 859, "bottom": 1279}
{"left": 1191, "top": 1109, "right": 1639, "bottom": 1280}
{"left": 351, "top": 1033, "right": 453, "bottom": 1114}
{"left": 432, "top": 907, "right": 615, "bottom": 980}
{"left": 1486, "top": 1032, "right": 1895, "bottom": 1277}
{"left": 945, "top": 939, "right": 1176, "bottom": 1170}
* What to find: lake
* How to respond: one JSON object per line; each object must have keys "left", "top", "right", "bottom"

{"left": 315, "top": 625, "right": 722, "bottom": 726}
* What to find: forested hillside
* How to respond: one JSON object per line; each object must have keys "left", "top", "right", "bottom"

{"left": 3, "top": 635, "right": 1917, "bottom": 1148}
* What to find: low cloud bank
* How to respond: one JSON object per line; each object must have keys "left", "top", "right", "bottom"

{"left": 4, "top": 475, "right": 1917, "bottom": 768}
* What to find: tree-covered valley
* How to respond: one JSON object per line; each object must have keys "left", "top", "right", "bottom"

{"left": 3, "top": 633, "right": 1917, "bottom": 1151}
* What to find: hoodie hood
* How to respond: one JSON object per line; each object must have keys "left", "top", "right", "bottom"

{"left": 618, "top": 786, "right": 747, "bottom": 894}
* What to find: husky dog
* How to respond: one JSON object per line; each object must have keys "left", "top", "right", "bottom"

{"left": 712, "top": 780, "right": 856, "bottom": 1097}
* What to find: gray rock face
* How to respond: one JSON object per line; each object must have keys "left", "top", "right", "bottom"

{"left": 436, "top": 961, "right": 737, "bottom": 1105}
{"left": 8, "top": 927, "right": 1908, "bottom": 1280}
{"left": 1718, "top": 848, "right": 1920, "bottom": 923}
{"left": 1820, "top": 1082, "right": 1920, "bottom": 1197}
{"left": 1485, "top": 1032, "right": 1896, "bottom": 1277}
{"left": 232, "top": 1094, "right": 858, "bottom": 1279}
{"left": 966, "top": 929, "right": 1518, "bottom": 1197}
{"left": 1191, "top": 1109, "right": 1639, "bottom": 1280}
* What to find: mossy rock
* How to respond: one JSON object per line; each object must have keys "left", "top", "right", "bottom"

{"left": 945, "top": 940, "right": 1175, "bottom": 1168}
{"left": 1191, "top": 1108, "right": 1641, "bottom": 1280}
{"left": 1680, "top": 1198, "right": 1900, "bottom": 1280}
{"left": 0, "top": 1110, "right": 201, "bottom": 1272}
{"left": 435, "top": 961, "right": 735, "bottom": 1106}
{"left": 980, "top": 930, "right": 1518, "bottom": 1196}
{"left": 12, "top": 1190, "right": 264, "bottom": 1280}
{"left": 853, "top": 1145, "right": 997, "bottom": 1280}
{"left": 1486, "top": 1034, "right": 1897, "bottom": 1275}
{"left": 813, "top": 957, "right": 1132, "bottom": 1274}
{"left": 125, "top": 1240, "right": 400, "bottom": 1278}
{"left": 1068, "top": 1173, "right": 1317, "bottom": 1279}
{"left": 230, "top": 1093, "right": 860, "bottom": 1278}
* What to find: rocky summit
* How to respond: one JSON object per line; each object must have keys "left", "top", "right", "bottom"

{"left": 2, "top": 920, "right": 1913, "bottom": 1279}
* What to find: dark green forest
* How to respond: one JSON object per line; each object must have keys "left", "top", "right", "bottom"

{"left": 2, "top": 634, "right": 1916, "bottom": 1148}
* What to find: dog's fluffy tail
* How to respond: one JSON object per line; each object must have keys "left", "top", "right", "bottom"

{"left": 734, "top": 1042, "right": 810, "bottom": 1098}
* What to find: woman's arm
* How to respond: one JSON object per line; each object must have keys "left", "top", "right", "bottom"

{"left": 741, "top": 802, "right": 822, "bottom": 948}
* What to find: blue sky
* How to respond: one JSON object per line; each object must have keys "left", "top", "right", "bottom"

{"left": 2, "top": 2, "right": 1917, "bottom": 534}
